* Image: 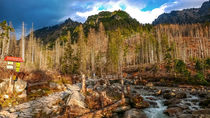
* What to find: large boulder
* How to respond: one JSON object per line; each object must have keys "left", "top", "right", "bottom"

{"left": 14, "top": 79, "right": 27, "bottom": 93}
{"left": 164, "top": 107, "right": 182, "bottom": 116}
{"left": 130, "top": 95, "right": 150, "bottom": 109}
{"left": 66, "top": 91, "right": 86, "bottom": 108}
{"left": 123, "top": 108, "right": 147, "bottom": 118}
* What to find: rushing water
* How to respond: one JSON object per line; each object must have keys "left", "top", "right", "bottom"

{"left": 143, "top": 96, "right": 170, "bottom": 118}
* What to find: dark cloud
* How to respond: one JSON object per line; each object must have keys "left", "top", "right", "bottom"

{"left": 0, "top": 0, "right": 83, "bottom": 39}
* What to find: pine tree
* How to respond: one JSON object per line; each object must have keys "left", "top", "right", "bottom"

{"left": 77, "top": 25, "right": 87, "bottom": 75}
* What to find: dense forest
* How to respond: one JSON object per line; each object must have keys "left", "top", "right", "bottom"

{"left": 0, "top": 10, "right": 210, "bottom": 85}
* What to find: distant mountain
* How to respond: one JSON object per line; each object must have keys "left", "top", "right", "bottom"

{"left": 33, "top": 18, "right": 80, "bottom": 44}
{"left": 153, "top": 0, "right": 210, "bottom": 25}
{"left": 83, "top": 10, "right": 140, "bottom": 32}
{"left": 33, "top": 10, "right": 140, "bottom": 44}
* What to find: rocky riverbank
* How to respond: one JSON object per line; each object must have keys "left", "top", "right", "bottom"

{"left": 0, "top": 77, "right": 209, "bottom": 118}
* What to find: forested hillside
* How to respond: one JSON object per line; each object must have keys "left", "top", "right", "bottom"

{"left": 1, "top": 10, "right": 209, "bottom": 84}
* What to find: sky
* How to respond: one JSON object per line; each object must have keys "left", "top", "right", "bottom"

{"left": 0, "top": 0, "right": 208, "bottom": 39}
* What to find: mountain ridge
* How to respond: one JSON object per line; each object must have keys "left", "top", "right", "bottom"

{"left": 152, "top": 0, "right": 210, "bottom": 25}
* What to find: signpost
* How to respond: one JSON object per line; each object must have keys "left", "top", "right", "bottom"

{"left": 4, "top": 56, "right": 24, "bottom": 94}
{"left": 4, "top": 56, "right": 23, "bottom": 72}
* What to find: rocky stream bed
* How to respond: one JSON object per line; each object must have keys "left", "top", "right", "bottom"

{"left": 0, "top": 78, "right": 209, "bottom": 118}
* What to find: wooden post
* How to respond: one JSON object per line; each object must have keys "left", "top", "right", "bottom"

{"left": 81, "top": 74, "right": 86, "bottom": 94}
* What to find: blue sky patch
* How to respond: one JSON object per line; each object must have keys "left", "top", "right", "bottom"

{"left": 119, "top": 3, "right": 126, "bottom": 10}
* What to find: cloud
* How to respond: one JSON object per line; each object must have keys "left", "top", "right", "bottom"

{"left": 164, "top": 0, "right": 208, "bottom": 12}
{"left": 75, "top": 0, "right": 208, "bottom": 24}
{"left": 76, "top": 0, "right": 166, "bottom": 24}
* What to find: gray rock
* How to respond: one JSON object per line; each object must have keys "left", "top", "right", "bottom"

{"left": 49, "top": 82, "right": 59, "bottom": 89}
{"left": 14, "top": 79, "right": 27, "bottom": 93}
{"left": 66, "top": 84, "right": 81, "bottom": 91}
{"left": 0, "top": 111, "right": 18, "bottom": 118}
{"left": 43, "top": 107, "right": 52, "bottom": 115}
{"left": 9, "top": 108, "right": 16, "bottom": 112}
{"left": 66, "top": 91, "right": 86, "bottom": 108}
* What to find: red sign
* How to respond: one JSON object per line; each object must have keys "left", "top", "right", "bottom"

{"left": 4, "top": 56, "right": 24, "bottom": 62}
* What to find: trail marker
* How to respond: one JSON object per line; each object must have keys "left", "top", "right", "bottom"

{"left": 4, "top": 56, "right": 24, "bottom": 72}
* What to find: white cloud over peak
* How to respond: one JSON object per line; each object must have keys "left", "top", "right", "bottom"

{"left": 75, "top": 0, "right": 207, "bottom": 24}
{"left": 75, "top": 0, "right": 167, "bottom": 24}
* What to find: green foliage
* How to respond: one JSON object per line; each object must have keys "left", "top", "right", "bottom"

{"left": 195, "top": 60, "right": 203, "bottom": 71}
{"left": 174, "top": 59, "right": 186, "bottom": 73}
{"left": 84, "top": 10, "right": 140, "bottom": 37}
{"left": 0, "top": 20, "right": 14, "bottom": 39}
{"left": 61, "top": 44, "right": 79, "bottom": 74}
{"left": 106, "top": 29, "right": 124, "bottom": 73}
{"left": 190, "top": 72, "right": 208, "bottom": 85}
{"left": 205, "top": 58, "right": 210, "bottom": 69}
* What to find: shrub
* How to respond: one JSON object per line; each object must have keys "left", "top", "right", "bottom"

{"left": 190, "top": 72, "right": 208, "bottom": 85}
{"left": 174, "top": 59, "right": 186, "bottom": 74}
{"left": 205, "top": 58, "right": 210, "bottom": 69}
{"left": 195, "top": 60, "right": 203, "bottom": 72}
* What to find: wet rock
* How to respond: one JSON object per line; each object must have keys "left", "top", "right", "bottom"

{"left": 134, "top": 101, "right": 150, "bottom": 109}
{"left": 163, "top": 92, "right": 176, "bottom": 99}
{"left": 199, "top": 93, "right": 207, "bottom": 98}
{"left": 147, "top": 101, "right": 158, "bottom": 108}
{"left": 130, "top": 94, "right": 150, "bottom": 109}
{"left": 176, "top": 92, "right": 187, "bottom": 99}
{"left": 164, "top": 98, "right": 181, "bottom": 106}
{"left": 14, "top": 79, "right": 27, "bottom": 93}
{"left": 199, "top": 99, "right": 210, "bottom": 108}
{"left": 123, "top": 108, "right": 147, "bottom": 118}
{"left": 164, "top": 107, "right": 182, "bottom": 116}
